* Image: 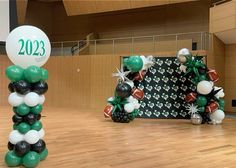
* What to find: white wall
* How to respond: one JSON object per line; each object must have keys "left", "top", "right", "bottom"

{"left": 0, "top": 1, "right": 9, "bottom": 42}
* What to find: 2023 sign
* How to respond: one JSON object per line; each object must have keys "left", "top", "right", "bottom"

{"left": 18, "top": 39, "right": 46, "bottom": 56}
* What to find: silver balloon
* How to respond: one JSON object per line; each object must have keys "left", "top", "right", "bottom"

{"left": 191, "top": 113, "right": 202, "bottom": 125}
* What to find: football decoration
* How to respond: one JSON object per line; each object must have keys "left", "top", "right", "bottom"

{"left": 133, "top": 70, "right": 147, "bottom": 81}
{"left": 185, "top": 92, "right": 197, "bottom": 103}
{"left": 132, "top": 88, "right": 145, "bottom": 100}
{"left": 177, "top": 48, "right": 225, "bottom": 125}
{"left": 103, "top": 105, "right": 113, "bottom": 118}
{"left": 207, "top": 69, "right": 219, "bottom": 82}
{"left": 205, "top": 102, "right": 219, "bottom": 113}
{"left": 104, "top": 55, "right": 154, "bottom": 123}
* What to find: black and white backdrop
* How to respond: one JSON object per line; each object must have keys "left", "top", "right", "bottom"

{"left": 125, "top": 56, "right": 204, "bottom": 119}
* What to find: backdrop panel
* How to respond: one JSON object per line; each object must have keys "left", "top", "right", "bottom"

{"left": 123, "top": 56, "right": 204, "bottom": 119}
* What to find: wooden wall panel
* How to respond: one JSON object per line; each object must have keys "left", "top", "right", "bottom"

{"left": 16, "top": 0, "right": 28, "bottom": 25}
{"left": 210, "top": 1, "right": 236, "bottom": 33}
{"left": 50, "top": 0, "right": 209, "bottom": 42}
{"left": 0, "top": 51, "right": 208, "bottom": 112}
{"left": 208, "top": 35, "right": 225, "bottom": 87}
{"left": 225, "top": 44, "right": 236, "bottom": 112}
{"left": 0, "top": 56, "right": 12, "bottom": 106}
{"left": 62, "top": 0, "right": 194, "bottom": 16}
{"left": 25, "top": 0, "right": 53, "bottom": 39}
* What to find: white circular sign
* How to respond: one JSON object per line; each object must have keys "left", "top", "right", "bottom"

{"left": 6, "top": 25, "right": 51, "bottom": 68}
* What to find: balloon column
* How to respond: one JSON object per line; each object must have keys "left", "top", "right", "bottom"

{"left": 104, "top": 55, "right": 154, "bottom": 123}
{"left": 177, "top": 48, "right": 225, "bottom": 125}
{"left": 4, "top": 26, "right": 50, "bottom": 167}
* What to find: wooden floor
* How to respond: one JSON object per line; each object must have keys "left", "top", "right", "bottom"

{"left": 1, "top": 107, "right": 236, "bottom": 168}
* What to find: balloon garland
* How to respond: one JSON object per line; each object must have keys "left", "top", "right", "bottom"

{"left": 177, "top": 48, "right": 225, "bottom": 125}
{"left": 4, "top": 26, "right": 50, "bottom": 167}
{"left": 104, "top": 55, "right": 154, "bottom": 123}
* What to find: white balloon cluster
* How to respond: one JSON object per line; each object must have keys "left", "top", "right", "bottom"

{"left": 9, "top": 129, "right": 45, "bottom": 145}
{"left": 124, "top": 96, "right": 141, "bottom": 113}
{"left": 210, "top": 109, "right": 225, "bottom": 124}
{"left": 8, "top": 92, "right": 45, "bottom": 107}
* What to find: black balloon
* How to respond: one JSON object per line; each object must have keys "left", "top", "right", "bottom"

{"left": 115, "top": 82, "right": 132, "bottom": 98}
{"left": 8, "top": 142, "right": 15, "bottom": 150}
{"left": 32, "top": 81, "right": 48, "bottom": 95}
{"left": 24, "top": 113, "right": 37, "bottom": 125}
{"left": 8, "top": 82, "right": 15, "bottom": 92}
{"left": 14, "top": 141, "right": 31, "bottom": 157}
{"left": 14, "top": 80, "right": 31, "bottom": 95}
{"left": 31, "top": 139, "right": 46, "bottom": 153}
{"left": 36, "top": 114, "right": 42, "bottom": 120}
{"left": 12, "top": 115, "right": 23, "bottom": 124}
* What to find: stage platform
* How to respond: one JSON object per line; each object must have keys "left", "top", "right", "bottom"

{"left": 0, "top": 107, "right": 236, "bottom": 168}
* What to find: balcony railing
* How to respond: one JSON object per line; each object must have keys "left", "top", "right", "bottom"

{"left": 0, "top": 32, "right": 211, "bottom": 56}
{"left": 51, "top": 32, "right": 211, "bottom": 56}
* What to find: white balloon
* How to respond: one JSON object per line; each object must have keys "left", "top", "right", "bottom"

{"left": 39, "top": 95, "right": 45, "bottom": 105}
{"left": 197, "top": 80, "right": 213, "bottom": 95}
{"left": 8, "top": 92, "right": 24, "bottom": 107}
{"left": 9, "top": 130, "right": 24, "bottom": 145}
{"left": 179, "top": 64, "right": 187, "bottom": 73}
{"left": 177, "top": 48, "right": 190, "bottom": 57}
{"left": 38, "top": 128, "right": 45, "bottom": 139}
{"left": 107, "top": 97, "right": 114, "bottom": 102}
{"left": 24, "top": 130, "right": 40, "bottom": 144}
{"left": 210, "top": 109, "right": 225, "bottom": 124}
{"left": 127, "top": 96, "right": 135, "bottom": 103}
{"left": 24, "top": 92, "right": 40, "bottom": 107}
{"left": 134, "top": 102, "right": 141, "bottom": 109}
{"left": 125, "top": 80, "right": 134, "bottom": 88}
{"left": 124, "top": 103, "right": 135, "bottom": 113}
{"left": 6, "top": 25, "right": 51, "bottom": 68}
{"left": 214, "top": 86, "right": 225, "bottom": 99}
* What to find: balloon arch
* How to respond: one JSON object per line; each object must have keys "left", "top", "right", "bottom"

{"left": 104, "top": 49, "right": 225, "bottom": 125}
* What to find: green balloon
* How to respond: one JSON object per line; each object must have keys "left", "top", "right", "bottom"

{"left": 17, "top": 104, "right": 30, "bottom": 116}
{"left": 31, "top": 105, "right": 43, "bottom": 115}
{"left": 31, "top": 121, "right": 42, "bottom": 131}
{"left": 41, "top": 68, "right": 48, "bottom": 81}
{"left": 5, "top": 65, "right": 24, "bottom": 82}
{"left": 13, "top": 107, "right": 17, "bottom": 113}
{"left": 199, "top": 75, "right": 207, "bottom": 81}
{"left": 24, "top": 66, "right": 42, "bottom": 83}
{"left": 196, "top": 96, "right": 207, "bottom": 107}
{"left": 13, "top": 124, "right": 18, "bottom": 130}
{"left": 124, "top": 56, "right": 143, "bottom": 72}
{"left": 18, "top": 122, "right": 30, "bottom": 134}
{"left": 219, "top": 106, "right": 225, "bottom": 111}
{"left": 23, "top": 151, "right": 40, "bottom": 168}
{"left": 218, "top": 99, "right": 225, "bottom": 107}
{"left": 40, "top": 148, "right": 48, "bottom": 161}
{"left": 198, "top": 106, "right": 205, "bottom": 113}
{"left": 5, "top": 151, "right": 22, "bottom": 167}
